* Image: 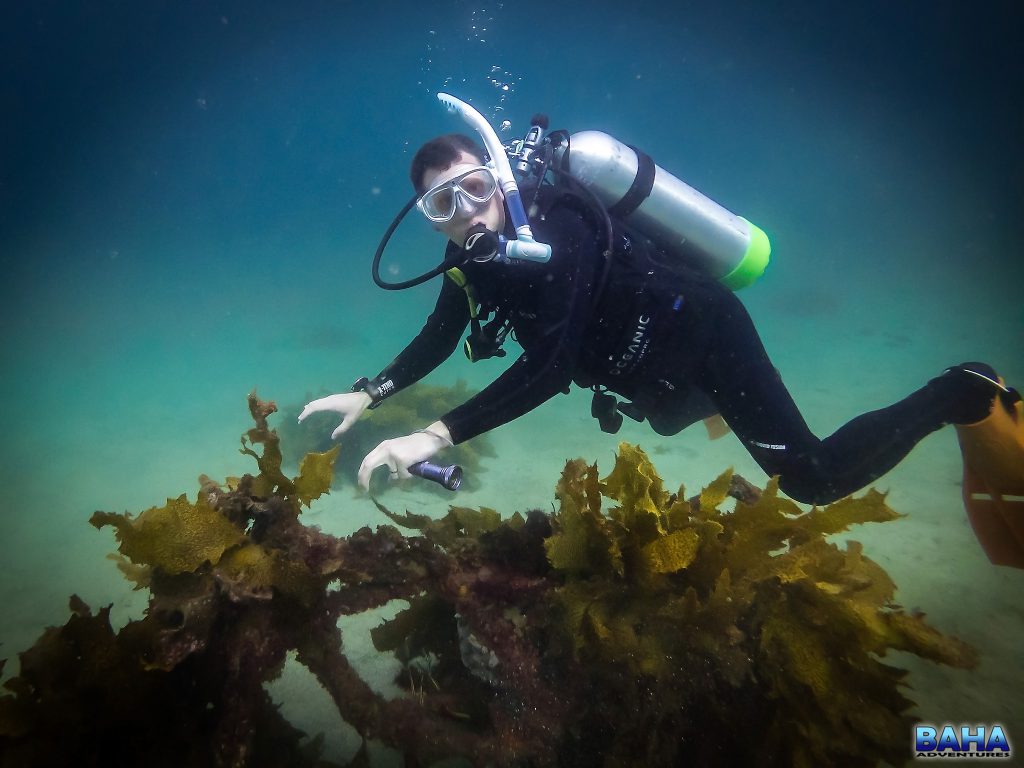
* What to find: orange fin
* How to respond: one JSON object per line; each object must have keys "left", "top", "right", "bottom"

{"left": 962, "top": 469, "right": 1024, "bottom": 568}
{"left": 955, "top": 386, "right": 1024, "bottom": 568}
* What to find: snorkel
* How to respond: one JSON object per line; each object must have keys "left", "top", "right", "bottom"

{"left": 437, "top": 93, "right": 551, "bottom": 264}
{"left": 370, "top": 92, "right": 552, "bottom": 290}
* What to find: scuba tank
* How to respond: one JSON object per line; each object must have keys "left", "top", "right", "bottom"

{"left": 553, "top": 131, "right": 770, "bottom": 290}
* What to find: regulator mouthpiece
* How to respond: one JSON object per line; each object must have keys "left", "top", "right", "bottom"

{"left": 464, "top": 224, "right": 500, "bottom": 263}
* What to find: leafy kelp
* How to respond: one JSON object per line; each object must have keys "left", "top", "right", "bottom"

{"left": 538, "top": 444, "right": 975, "bottom": 766}
{"left": 0, "top": 397, "right": 975, "bottom": 767}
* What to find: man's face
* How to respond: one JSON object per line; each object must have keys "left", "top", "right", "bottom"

{"left": 420, "top": 150, "right": 505, "bottom": 245}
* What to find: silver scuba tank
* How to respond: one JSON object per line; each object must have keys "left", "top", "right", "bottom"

{"left": 557, "top": 130, "right": 770, "bottom": 289}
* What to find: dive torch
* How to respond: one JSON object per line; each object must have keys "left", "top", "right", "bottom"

{"left": 408, "top": 461, "right": 463, "bottom": 491}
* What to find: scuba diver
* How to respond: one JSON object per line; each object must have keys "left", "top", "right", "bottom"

{"left": 299, "top": 94, "right": 1024, "bottom": 568}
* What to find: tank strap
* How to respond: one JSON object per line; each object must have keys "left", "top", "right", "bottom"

{"left": 608, "top": 146, "right": 656, "bottom": 219}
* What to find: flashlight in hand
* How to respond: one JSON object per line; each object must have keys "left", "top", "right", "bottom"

{"left": 408, "top": 461, "right": 463, "bottom": 491}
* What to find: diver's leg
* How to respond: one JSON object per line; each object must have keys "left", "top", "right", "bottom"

{"left": 689, "top": 288, "right": 995, "bottom": 504}
{"left": 764, "top": 372, "right": 991, "bottom": 503}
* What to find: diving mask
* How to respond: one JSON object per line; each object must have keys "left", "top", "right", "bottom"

{"left": 416, "top": 166, "right": 498, "bottom": 223}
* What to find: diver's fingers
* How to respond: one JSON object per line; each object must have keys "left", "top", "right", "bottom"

{"left": 358, "top": 444, "right": 397, "bottom": 491}
{"left": 356, "top": 452, "right": 376, "bottom": 491}
{"left": 297, "top": 398, "right": 330, "bottom": 422}
{"left": 331, "top": 410, "right": 361, "bottom": 440}
{"left": 356, "top": 459, "right": 399, "bottom": 491}
{"left": 331, "top": 414, "right": 357, "bottom": 441}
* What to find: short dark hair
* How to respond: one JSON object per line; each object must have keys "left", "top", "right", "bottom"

{"left": 409, "top": 133, "right": 484, "bottom": 194}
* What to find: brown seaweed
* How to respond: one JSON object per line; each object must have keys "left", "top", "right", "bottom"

{"left": 0, "top": 395, "right": 976, "bottom": 767}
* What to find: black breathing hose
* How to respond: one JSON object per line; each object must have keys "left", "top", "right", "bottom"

{"left": 371, "top": 193, "right": 456, "bottom": 290}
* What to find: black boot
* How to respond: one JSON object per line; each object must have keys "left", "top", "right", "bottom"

{"left": 933, "top": 362, "right": 1013, "bottom": 425}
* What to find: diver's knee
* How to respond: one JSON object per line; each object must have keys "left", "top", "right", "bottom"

{"left": 774, "top": 452, "right": 845, "bottom": 505}
{"left": 777, "top": 473, "right": 843, "bottom": 506}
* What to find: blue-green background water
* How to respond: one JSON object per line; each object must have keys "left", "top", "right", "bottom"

{"left": 2, "top": 1, "right": 1022, "bottom": 763}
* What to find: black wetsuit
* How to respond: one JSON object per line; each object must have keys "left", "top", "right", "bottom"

{"left": 366, "top": 191, "right": 992, "bottom": 504}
